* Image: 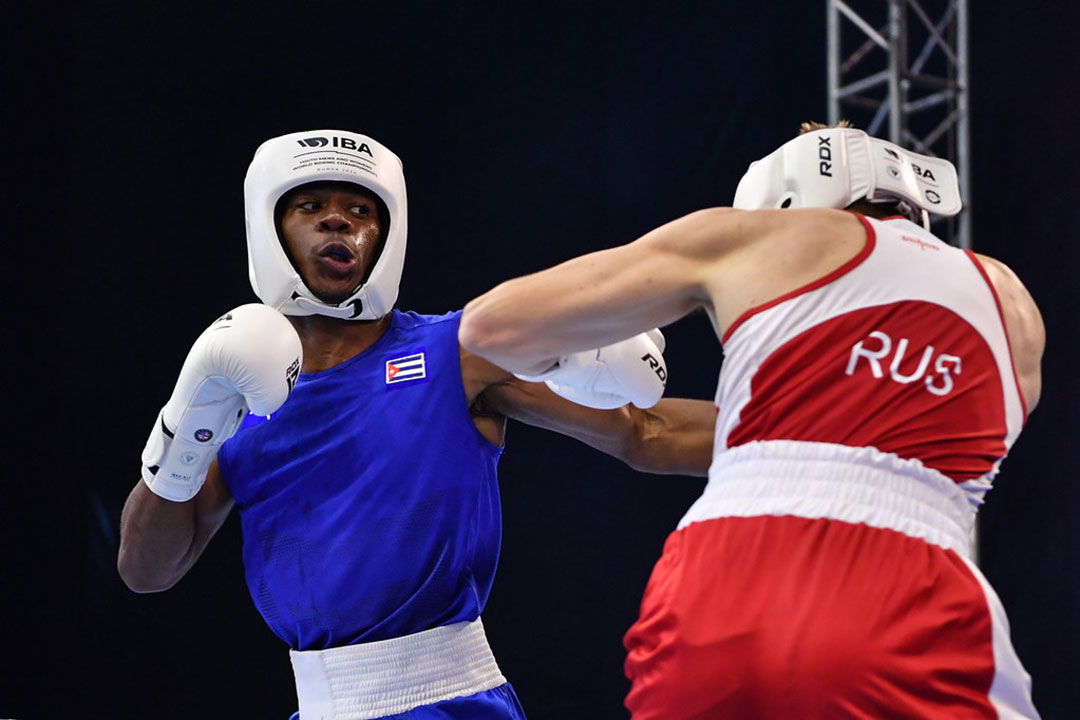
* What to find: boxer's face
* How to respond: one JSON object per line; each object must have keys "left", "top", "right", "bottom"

{"left": 278, "top": 181, "right": 385, "bottom": 304}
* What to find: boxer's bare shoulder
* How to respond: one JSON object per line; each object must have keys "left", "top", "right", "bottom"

{"left": 970, "top": 252, "right": 1045, "bottom": 410}
{"left": 684, "top": 208, "right": 866, "bottom": 335}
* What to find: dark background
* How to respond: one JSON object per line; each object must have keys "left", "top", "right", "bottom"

{"left": 6, "top": 2, "right": 1077, "bottom": 718}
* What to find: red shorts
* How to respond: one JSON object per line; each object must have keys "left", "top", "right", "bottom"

{"left": 623, "top": 515, "right": 1035, "bottom": 719}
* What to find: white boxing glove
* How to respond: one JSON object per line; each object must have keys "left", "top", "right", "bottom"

{"left": 140, "top": 304, "right": 303, "bottom": 502}
{"left": 517, "top": 330, "right": 668, "bottom": 410}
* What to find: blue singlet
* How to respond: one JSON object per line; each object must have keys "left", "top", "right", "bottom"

{"left": 217, "top": 310, "right": 505, "bottom": 652}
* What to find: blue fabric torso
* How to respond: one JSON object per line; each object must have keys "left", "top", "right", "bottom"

{"left": 217, "top": 310, "right": 504, "bottom": 651}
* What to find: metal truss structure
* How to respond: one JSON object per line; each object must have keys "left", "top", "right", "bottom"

{"left": 827, "top": 0, "right": 970, "bottom": 249}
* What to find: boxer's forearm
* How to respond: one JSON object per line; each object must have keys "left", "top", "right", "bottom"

{"left": 117, "top": 480, "right": 202, "bottom": 592}
{"left": 624, "top": 398, "right": 716, "bottom": 476}
{"left": 483, "top": 377, "right": 715, "bottom": 477}
{"left": 118, "top": 467, "right": 233, "bottom": 593}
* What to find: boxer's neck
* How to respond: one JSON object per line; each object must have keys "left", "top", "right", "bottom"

{"left": 288, "top": 313, "right": 393, "bottom": 373}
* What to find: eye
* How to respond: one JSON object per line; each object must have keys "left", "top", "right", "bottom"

{"left": 349, "top": 203, "right": 373, "bottom": 217}
{"left": 296, "top": 200, "right": 320, "bottom": 211}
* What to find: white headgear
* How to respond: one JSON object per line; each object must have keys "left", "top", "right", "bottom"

{"left": 732, "top": 127, "right": 962, "bottom": 228}
{"left": 244, "top": 129, "right": 407, "bottom": 320}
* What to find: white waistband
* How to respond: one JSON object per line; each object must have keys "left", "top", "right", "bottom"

{"left": 680, "top": 441, "right": 976, "bottom": 557}
{"left": 289, "top": 618, "right": 506, "bottom": 720}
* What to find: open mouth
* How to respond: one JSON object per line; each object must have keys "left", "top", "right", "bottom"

{"left": 317, "top": 241, "right": 357, "bottom": 272}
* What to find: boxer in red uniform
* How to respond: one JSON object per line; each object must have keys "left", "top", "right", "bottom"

{"left": 459, "top": 122, "right": 1044, "bottom": 719}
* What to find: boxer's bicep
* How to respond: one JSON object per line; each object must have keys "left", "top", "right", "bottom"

{"left": 459, "top": 208, "right": 741, "bottom": 373}
{"left": 192, "top": 460, "right": 235, "bottom": 550}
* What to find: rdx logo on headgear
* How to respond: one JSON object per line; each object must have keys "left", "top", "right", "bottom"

{"left": 296, "top": 136, "right": 374, "bottom": 156}
{"left": 817, "top": 136, "right": 833, "bottom": 177}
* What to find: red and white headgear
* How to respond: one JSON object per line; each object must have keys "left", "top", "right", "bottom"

{"left": 733, "top": 127, "right": 962, "bottom": 228}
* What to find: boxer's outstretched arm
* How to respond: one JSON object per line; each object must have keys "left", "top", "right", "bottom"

{"left": 501, "top": 384, "right": 716, "bottom": 476}
{"left": 460, "top": 207, "right": 858, "bottom": 375}
{"left": 459, "top": 207, "right": 740, "bottom": 375}
{"left": 465, "top": 350, "right": 715, "bottom": 476}
{"left": 118, "top": 461, "right": 233, "bottom": 592}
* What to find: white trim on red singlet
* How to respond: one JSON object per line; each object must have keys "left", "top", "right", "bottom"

{"left": 964, "top": 249, "right": 1030, "bottom": 424}
{"left": 721, "top": 212, "right": 876, "bottom": 344}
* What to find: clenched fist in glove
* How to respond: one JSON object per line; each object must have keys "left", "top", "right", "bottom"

{"left": 141, "top": 304, "right": 303, "bottom": 501}
{"left": 515, "top": 330, "right": 668, "bottom": 410}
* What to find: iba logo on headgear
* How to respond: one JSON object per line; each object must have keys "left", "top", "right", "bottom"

{"left": 296, "top": 136, "right": 374, "bottom": 156}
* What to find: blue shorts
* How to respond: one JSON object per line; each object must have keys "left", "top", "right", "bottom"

{"left": 288, "top": 683, "right": 526, "bottom": 720}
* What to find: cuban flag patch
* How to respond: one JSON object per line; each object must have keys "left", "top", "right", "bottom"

{"left": 385, "top": 348, "right": 428, "bottom": 386}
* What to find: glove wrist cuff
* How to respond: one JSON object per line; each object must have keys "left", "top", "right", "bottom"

{"left": 140, "top": 409, "right": 222, "bottom": 502}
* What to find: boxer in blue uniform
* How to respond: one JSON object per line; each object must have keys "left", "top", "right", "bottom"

{"left": 118, "top": 130, "right": 716, "bottom": 719}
